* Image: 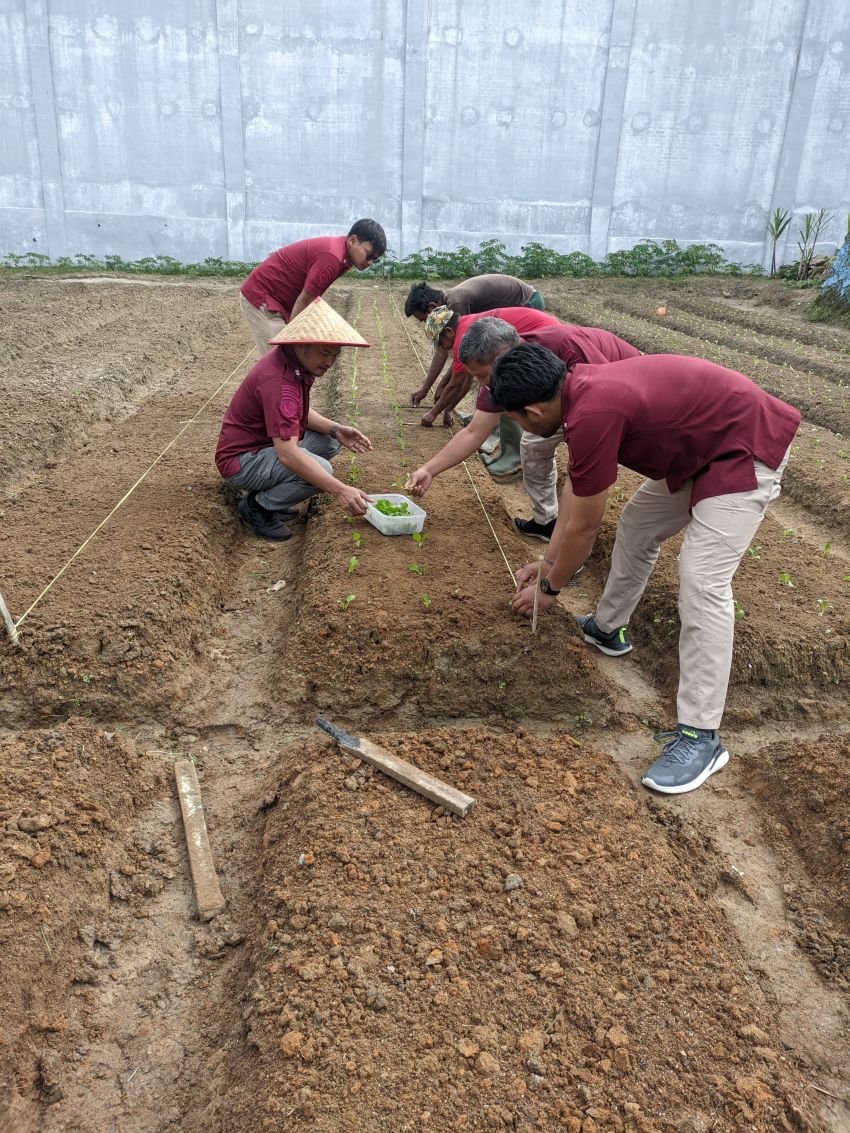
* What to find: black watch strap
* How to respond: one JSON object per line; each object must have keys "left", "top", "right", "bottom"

{"left": 540, "top": 577, "right": 561, "bottom": 597}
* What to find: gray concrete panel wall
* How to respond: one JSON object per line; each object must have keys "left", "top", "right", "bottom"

{"left": 1, "top": 0, "right": 848, "bottom": 269}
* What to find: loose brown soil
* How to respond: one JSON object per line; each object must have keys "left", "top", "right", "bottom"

{"left": 1, "top": 272, "right": 849, "bottom": 1132}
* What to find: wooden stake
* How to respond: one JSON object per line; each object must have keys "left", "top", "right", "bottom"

{"left": 0, "top": 591, "right": 20, "bottom": 647}
{"left": 174, "top": 760, "right": 226, "bottom": 921}
{"left": 531, "top": 556, "right": 543, "bottom": 635}
{"left": 316, "top": 720, "right": 474, "bottom": 817}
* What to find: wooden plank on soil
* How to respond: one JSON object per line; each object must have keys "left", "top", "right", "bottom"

{"left": 316, "top": 719, "right": 474, "bottom": 817}
{"left": 174, "top": 760, "right": 226, "bottom": 921}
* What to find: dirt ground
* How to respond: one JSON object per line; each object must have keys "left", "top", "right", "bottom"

{"left": 1, "top": 271, "right": 849, "bottom": 1132}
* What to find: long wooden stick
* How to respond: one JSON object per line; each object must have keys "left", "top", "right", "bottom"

{"left": 174, "top": 760, "right": 226, "bottom": 921}
{"left": 0, "top": 592, "right": 20, "bottom": 646}
{"left": 531, "top": 557, "right": 543, "bottom": 635}
{"left": 316, "top": 719, "right": 474, "bottom": 817}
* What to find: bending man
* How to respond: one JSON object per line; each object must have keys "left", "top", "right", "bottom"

{"left": 491, "top": 344, "right": 800, "bottom": 796}
{"left": 407, "top": 315, "right": 639, "bottom": 541}
{"left": 240, "top": 219, "right": 386, "bottom": 355}
{"left": 404, "top": 275, "right": 545, "bottom": 422}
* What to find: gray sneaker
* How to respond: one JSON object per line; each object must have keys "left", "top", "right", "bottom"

{"left": 642, "top": 726, "right": 729, "bottom": 795}
{"left": 577, "top": 614, "right": 632, "bottom": 656}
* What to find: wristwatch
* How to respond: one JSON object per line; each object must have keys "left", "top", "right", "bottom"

{"left": 540, "top": 577, "right": 561, "bottom": 597}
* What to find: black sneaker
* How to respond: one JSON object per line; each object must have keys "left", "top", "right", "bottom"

{"left": 513, "top": 516, "right": 556, "bottom": 542}
{"left": 576, "top": 614, "right": 633, "bottom": 656}
{"left": 237, "top": 494, "right": 292, "bottom": 541}
{"left": 642, "top": 726, "right": 729, "bottom": 795}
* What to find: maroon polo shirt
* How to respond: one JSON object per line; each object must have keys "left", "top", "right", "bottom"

{"left": 241, "top": 235, "right": 351, "bottom": 319}
{"left": 475, "top": 322, "right": 640, "bottom": 413}
{"left": 215, "top": 346, "right": 315, "bottom": 477}
{"left": 561, "top": 354, "right": 801, "bottom": 506}
{"left": 453, "top": 307, "right": 561, "bottom": 378}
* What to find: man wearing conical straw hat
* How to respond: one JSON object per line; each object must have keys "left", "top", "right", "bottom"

{"left": 215, "top": 297, "right": 373, "bottom": 541}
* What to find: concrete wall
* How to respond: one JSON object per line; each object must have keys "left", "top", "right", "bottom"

{"left": 1, "top": 0, "right": 849, "bottom": 269}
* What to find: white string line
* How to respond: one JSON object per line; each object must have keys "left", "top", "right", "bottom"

{"left": 14, "top": 345, "right": 256, "bottom": 629}
{"left": 385, "top": 287, "right": 517, "bottom": 586}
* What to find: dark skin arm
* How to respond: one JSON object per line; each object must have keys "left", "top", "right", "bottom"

{"left": 420, "top": 369, "right": 475, "bottom": 427}
{"left": 411, "top": 346, "right": 451, "bottom": 406}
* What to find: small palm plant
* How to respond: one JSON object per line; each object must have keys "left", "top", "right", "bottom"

{"left": 766, "top": 207, "right": 792, "bottom": 277}
{"left": 797, "top": 208, "right": 833, "bottom": 280}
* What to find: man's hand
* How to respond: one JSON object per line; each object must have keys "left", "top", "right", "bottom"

{"left": 334, "top": 485, "right": 373, "bottom": 517}
{"left": 442, "top": 409, "right": 454, "bottom": 428}
{"left": 514, "top": 561, "right": 543, "bottom": 589}
{"left": 335, "top": 425, "right": 372, "bottom": 453}
{"left": 410, "top": 388, "right": 428, "bottom": 407}
{"left": 405, "top": 468, "right": 432, "bottom": 498}
{"left": 513, "top": 585, "right": 556, "bottom": 619}
{"left": 420, "top": 411, "right": 436, "bottom": 428}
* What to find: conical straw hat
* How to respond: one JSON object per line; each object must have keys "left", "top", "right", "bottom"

{"left": 268, "top": 296, "right": 369, "bottom": 347}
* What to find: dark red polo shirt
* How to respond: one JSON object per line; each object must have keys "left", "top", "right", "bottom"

{"left": 241, "top": 236, "right": 351, "bottom": 319}
{"left": 561, "top": 354, "right": 801, "bottom": 505}
{"left": 453, "top": 307, "right": 560, "bottom": 377}
{"left": 215, "top": 346, "right": 315, "bottom": 477}
{"left": 474, "top": 321, "right": 640, "bottom": 412}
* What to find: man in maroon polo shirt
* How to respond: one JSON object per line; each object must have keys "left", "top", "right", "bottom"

{"left": 490, "top": 344, "right": 801, "bottom": 795}
{"left": 216, "top": 298, "right": 374, "bottom": 541}
{"left": 406, "top": 315, "right": 639, "bottom": 542}
{"left": 240, "top": 219, "right": 386, "bottom": 355}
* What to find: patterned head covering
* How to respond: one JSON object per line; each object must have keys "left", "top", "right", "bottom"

{"left": 424, "top": 304, "right": 457, "bottom": 343}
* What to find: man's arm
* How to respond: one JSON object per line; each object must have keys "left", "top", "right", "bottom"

{"left": 421, "top": 369, "right": 474, "bottom": 426}
{"left": 406, "top": 411, "right": 501, "bottom": 495}
{"left": 411, "top": 345, "right": 450, "bottom": 405}
{"left": 273, "top": 436, "right": 372, "bottom": 516}
{"left": 513, "top": 488, "right": 609, "bottom": 617}
{"left": 289, "top": 288, "right": 315, "bottom": 322}
{"left": 307, "top": 408, "right": 372, "bottom": 454}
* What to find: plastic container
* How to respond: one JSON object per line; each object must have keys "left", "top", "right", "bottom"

{"left": 365, "top": 493, "right": 426, "bottom": 536}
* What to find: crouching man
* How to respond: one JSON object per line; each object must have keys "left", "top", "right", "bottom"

{"left": 215, "top": 297, "right": 374, "bottom": 541}
{"left": 490, "top": 344, "right": 800, "bottom": 796}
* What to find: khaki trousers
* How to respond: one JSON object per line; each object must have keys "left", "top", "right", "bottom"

{"left": 595, "top": 448, "right": 791, "bottom": 730}
{"left": 239, "top": 293, "right": 286, "bottom": 356}
{"left": 520, "top": 431, "right": 562, "bottom": 523}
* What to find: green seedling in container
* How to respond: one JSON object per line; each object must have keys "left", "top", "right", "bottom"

{"left": 338, "top": 594, "right": 356, "bottom": 611}
{"left": 347, "top": 556, "right": 359, "bottom": 575}
{"left": 408, "top": 563, "right": 425, "bottom": 575}
{"left": 779, "top": 571, "right": 794, "bottom": 587}
{"left": 374, "top": 499, "right": 410, "bottom": 516}
{"left": 816, "top": 598, "right": 831, "bottom": 616}
{"left": 352, "top": 532, "right": 363, "bottom": 549}
{"left": 421, "top": 594, "right": 431, "bottom": 609}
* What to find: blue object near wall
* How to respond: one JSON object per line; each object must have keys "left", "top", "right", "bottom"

{"left": 820, "top": 233, "right": 850, "bottom": 312}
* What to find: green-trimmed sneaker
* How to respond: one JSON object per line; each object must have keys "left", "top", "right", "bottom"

{"left": 577, "top": 614, "right": 632, "bottom": 657}
{"left": 642, "top": 726, "right": 729, "bottom": 795}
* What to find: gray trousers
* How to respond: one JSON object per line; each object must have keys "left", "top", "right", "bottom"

{"left": 520, "top": 431, "right": 562, "bottom": 523}
{"left": 223, "top": 430, "right": 341, "bottom": 512}
{"left": 595, "top": 448, "right": 790, "bottom": 730}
